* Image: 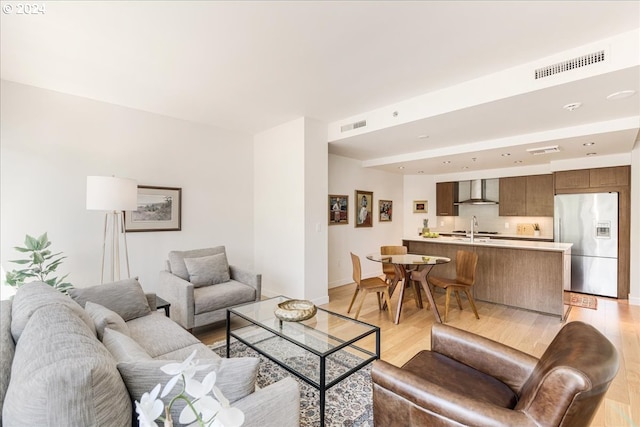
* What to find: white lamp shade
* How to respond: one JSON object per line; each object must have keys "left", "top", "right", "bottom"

{"left": 86, "top": 176, "right": 138, "bottom": 211}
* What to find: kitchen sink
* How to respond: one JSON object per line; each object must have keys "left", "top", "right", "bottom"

{"left": 453, "top": 237, "right": 490, "bottom": 243}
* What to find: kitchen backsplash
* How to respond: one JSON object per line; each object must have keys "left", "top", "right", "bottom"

{"left": 434, "top": 204, "right": 554, "bottom": 237}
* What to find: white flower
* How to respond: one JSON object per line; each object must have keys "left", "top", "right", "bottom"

{"left": 211, "top": 386, "right": 245, "bottom": 427}
{"left": 160, "top": 350, "right": 211, "bottom": 397}
{"left": 135, "top": 383, "right": 164, "bottom": 427}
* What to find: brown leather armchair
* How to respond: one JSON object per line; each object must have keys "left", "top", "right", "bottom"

{"left": 371, "top": 321, "right": 618, "bottom": 426}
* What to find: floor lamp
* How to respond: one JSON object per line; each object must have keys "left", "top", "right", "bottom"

{"left": 86, "top": 176, "right": 138, "bottom": 284}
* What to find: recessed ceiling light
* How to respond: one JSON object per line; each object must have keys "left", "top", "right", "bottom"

{"left": 606, "top": 90, "right": 636, "bottom": 100}
{"left": 418, "top": 170, "right": 424, "bottom": 174}
{"left": 462, "top": 166, "right": 469, "bottom": 170}
{"left": 563, "top": 102, "right": 582, "bottom": 111}
{"left": 586, "top": 152, "right": 597, "bottom": 156}
{"left": 514, "top": 160, "right": 523, "bottom": 164}
{"left": 501, "top": 153, "right": 511, "bottom": 157}
{"left": 583, "top": 142, "right": 595, "bottom": 146}
{"left": 398, "top": 166, "right": 405, "bottom": 169}
{"left": 417, "top": 134, "right": 429, "bottom": 139}
{"left": 442, "top": 161, "right": 451, "bottom": 164}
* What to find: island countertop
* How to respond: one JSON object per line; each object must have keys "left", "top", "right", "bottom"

{"left": 403, "top": 236, "right": 572, "bottom": 253}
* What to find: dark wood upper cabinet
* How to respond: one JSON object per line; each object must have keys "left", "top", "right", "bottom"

{"left": 590, "top": 166, "right": 630, "bottom": 188}
{"left": 554, "top": 169, "right": 590, "bottom": 190}
{"left": 499, "top": 176, "right": 526, "bottom": 216}
{"left": 436, "top": 182, "right": 459, "bottom": 216}
{"left": 526, "top": 174, "right": 554, "bottom": 217}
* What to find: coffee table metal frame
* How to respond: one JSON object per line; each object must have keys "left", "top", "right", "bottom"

{"left": 226, "top": 296, "right": 380, "bottom": 427}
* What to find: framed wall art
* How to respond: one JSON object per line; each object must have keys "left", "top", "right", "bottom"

{"left": 124, "top": 185, "right": 182, "bottom": 232}
{"left": 413, "top": 200, "right": 428, "bottom": 213}
{"left": 355, "top": 190, "right": 373, "bottom": 228}
{"left": 328, "top": 195, "right": 349, "bottom": 225}
{"left": 379, "top": 200, "right": 392, "bottom": 222}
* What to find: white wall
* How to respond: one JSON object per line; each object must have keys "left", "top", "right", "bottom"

{"left": 0, "top": 81, "right": 255, "bottom": 292}
{"left": 254, "top": 117, "right": 329, "bottom": 302}
{"left": 328, "top": 155, "right": 404, "bottom": 287}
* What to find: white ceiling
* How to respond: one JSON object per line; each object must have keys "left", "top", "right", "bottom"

{"left": 1, "top": 1, "right": 639, "bottom": 175}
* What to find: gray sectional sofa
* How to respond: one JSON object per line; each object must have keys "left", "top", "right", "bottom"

{"left": 0, "top": 280, "right": 299, "bottom": 427}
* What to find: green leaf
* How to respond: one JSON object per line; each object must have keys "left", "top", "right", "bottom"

{"left": 24, "top": 234, "right": 40, "bottom": 250}
{"left": 13, "top": 246, "right": 31, "bottom": 253}
{"left": 9, "top": 259, "right": 31, "bottom": 265}
{"left": 38, "top": 232, "right": 49, "bottom": 248}
{"left": 33, "top": 252, "right": 45, "bottom": 264}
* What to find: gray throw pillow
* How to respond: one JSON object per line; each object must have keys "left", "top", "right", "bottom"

{"left": 85, "top": 301, "right": 130, "bottom": 341}
{"left": 117, "top": 356, "right": 259, "bottom": 410}
{"left": 184, "top": 253, "right": 231, "bottom": 287}
{"left": 102, "top": 328, "right": 152, "bottom": 363}
{"left": 69, "top": 277, "right": 151, "bottom": 321}
{"left": 168, "top": 246, "right": 226, "bottom": 281}
{"left": 11, "top": 281, "right": 96, "bottom": 342}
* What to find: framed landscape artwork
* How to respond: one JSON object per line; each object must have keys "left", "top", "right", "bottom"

{"left": 379, "top": 200, "right": 392, "bottom": 222}
{"left": 328, "top": 195, "right": 348, "bottom": 225}
{"left": 355, "top": 190, "right": 373, "bottom": 228}
{"left": 413, "top": 200, "right": 428, "bottom": 213}
{"left": 124, "top": 185, "right": 182, "bottom": 232}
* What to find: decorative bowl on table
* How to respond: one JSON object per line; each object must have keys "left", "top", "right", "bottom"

{"left": 274, "top": 299, "right": 317, "bottom": 322}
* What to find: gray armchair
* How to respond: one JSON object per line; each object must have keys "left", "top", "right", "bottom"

{"left": 158, "top": 246, "right": 261, "bottom": 330}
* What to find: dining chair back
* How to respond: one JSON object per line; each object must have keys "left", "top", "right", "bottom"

{"left": 348, "top": 253, "right": 393, "bottom": 321}
{"left": 380, "top": 246, "right": 407, "bottom": 283}
{"left": 429, "top": 250, "right": 479, "bottom": 322}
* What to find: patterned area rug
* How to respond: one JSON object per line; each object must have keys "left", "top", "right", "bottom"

{"left": 564, "top": 291, "right": 598, "bottom": 310}
{"left": 210, "top": 340, "right": 373, "bottom": 427}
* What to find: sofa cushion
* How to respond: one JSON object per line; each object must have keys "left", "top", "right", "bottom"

{"left": 69, "top": 277, "right": 151, "bottom": 321}
{"left": 0, "top": 299, "right": 14, "bottom": 426}
{"left": 168, "top": 246, "right": 226, "bottom": 281}
{"left": 184, "top": 252, "right": 231, "bottom": 287}
{"left": 85, "top": 301, "right": 130, "bottom": 340}
{"left": 10, "top": 281, "right": 96, "bottom": 342}
{"left": 3, "top": 304, "right": 131, "bottom": 427}
{"left": 126, "top": 312, "right": 202, "bottom": 358}
{"left": 194, "top": 280, "right": 256, "bottom": 315}
{"left": 117, "top": 356, "right": 259, "bottom": 407}
{"left": 102, "top": 328, "right": 152, "bottom": 363}
{"left": 154, "top": 342, "right": 222, "bottom": 361}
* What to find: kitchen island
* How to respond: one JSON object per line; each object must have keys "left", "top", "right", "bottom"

{"left": 403, "top": 237, "right": 572, "bottom": 318}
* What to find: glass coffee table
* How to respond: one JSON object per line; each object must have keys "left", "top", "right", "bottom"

{"left": 226, "top": 296, "right": 380, "bottom": 427}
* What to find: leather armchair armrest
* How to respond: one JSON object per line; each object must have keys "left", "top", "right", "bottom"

{"left": 157, "top": 270, "right": 195, "bottom": 330}
{"left": 430, "top": 323, "right": 538, "bottom": 395}
{"left": 229, "top": 265, "right": 262, "bottom": 301}
{"left": 372, "top": 360, "right": 536, "bottom": 427}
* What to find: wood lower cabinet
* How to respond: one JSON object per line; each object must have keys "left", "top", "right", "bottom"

{"left": 436, "top": 182, "right": 459, "bottom": 216}
{"left": 404, "top": 239, "right": 569, "bottom": 318}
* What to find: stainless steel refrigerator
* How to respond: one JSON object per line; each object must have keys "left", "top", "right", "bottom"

{"left": 554, "top": 193, "right": 618, "bottom": 297}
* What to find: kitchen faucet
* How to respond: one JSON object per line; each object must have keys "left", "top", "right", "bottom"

{"left": 470, "top": 215, "right": 478, "bottom": 243}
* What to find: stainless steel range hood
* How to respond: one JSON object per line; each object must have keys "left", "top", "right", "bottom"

{"left": 455, "top": 179, "right": 499, "bottom": 205}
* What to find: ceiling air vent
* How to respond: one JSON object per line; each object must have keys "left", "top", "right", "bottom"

{"left": 340, "top": 120, "right": 367, "bottom": 133}
{"left": 534, "top": 50, "right": 605, "bottom": 80}
{"left": 526, "top": 145, "right": 560, "bottom": 155}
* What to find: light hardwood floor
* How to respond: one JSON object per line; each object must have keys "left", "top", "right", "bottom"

{"left": 195, "top": 284, "right": 640, "bottom": 427}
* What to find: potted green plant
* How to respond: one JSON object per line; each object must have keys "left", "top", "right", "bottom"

{"left": 533, "top": 223, "right": 541, "bottom": 237}
{"left": 5, "top": 232, "right": 73, "bottom": 293}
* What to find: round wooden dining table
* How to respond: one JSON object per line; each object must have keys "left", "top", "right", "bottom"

{"left": 366, "top": 253, "right": 451, "bottom": 324}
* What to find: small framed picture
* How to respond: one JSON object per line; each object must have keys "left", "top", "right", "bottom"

{"left": 355, "top": 190, "right": 373, "bottom": 228}
{"left": 328, "top": 195, "right": 348, "bottom": 225}
{"left": 124, "top": 186, "right": 182, "bottom": 232}
{"left": 379, "top": 200, "right": 392, "bottom": 222}
{"left": 413, "top": 200, "right": 428, "bottom": 213}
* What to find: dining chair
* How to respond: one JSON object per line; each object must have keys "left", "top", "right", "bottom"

{"left": 348, "top": 253, "right": 393, "bottom": 321}
{"left": 380, "top": 245, "right": 422, "bottom": 308}
{"left": 428, "top": 250, "right": 479, "bottom": 322}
